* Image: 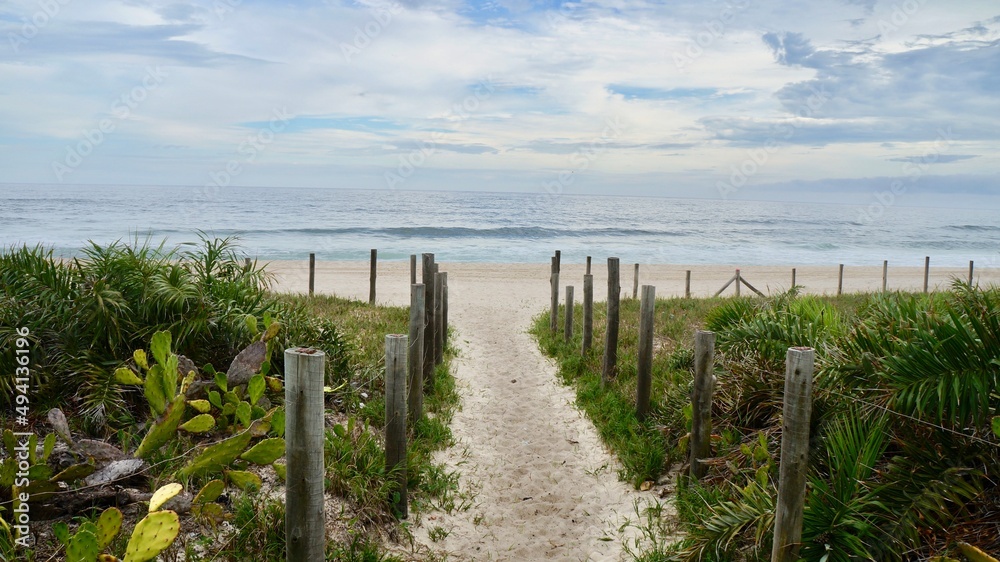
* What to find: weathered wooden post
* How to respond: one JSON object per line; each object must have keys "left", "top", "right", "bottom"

{"left": 969, "top": 260, "right": 975, "bottom": 287}
{"left": 564, "top": 285, "right": 574, "bottom": 343}
{"left": 422, "top": 253, "right": 436, "bottom": 393}
{"left": 924, "top": 256, "right": 930, "bottom": 293}
{"left": 285, "top": 347, "right": 326, "bottom": 561}
{"left": 882, "top": 260, "right": 888, "bottom": 292}
{"left": 410, "top": 254, "right": 417, "bottom": 286}
{"left": 555, "top": 250, "right": 561, "bottom": 272}
{"left": 602, "top": 258, "right": 621, "bottom": 387}
{"left": 384, "top": 334, "right": 408, "bottom": 518}
{"left": 434, "top": 270, "right": 444, "bottom": 365}
{"left": 370, "top": 249, "right": 377, "bottom": 304}
{"left": 771, "top": 347, "right": 815, "bottom": 562}
{"left": 586, "top": 256, "right": 592, "bottom": 275}
{"left": 690, "top": 331, "right": 715, "bottom": 480}
{"left": 685, "top": 270, "right": 692, "bottom": 299}
{"left": 735, "top": 268, "right": 741, "bottom": 297}
{"left": 308, "top": 253, "right": 316, "bottom": 296}
{"left": 550, "top": 256, "right": 560, "bottom": 333}
{"left": 837, "top": 264, "right": 844, "bottom": 296}
{"left": 791, "top": 268, "right": 796, "bottom": 289}
{"left": 632, "top": 263, "right": 639, "bottom": 299}
{"left": 408, "top": 284, "right": 425, "bottom": 426}
{"left": 441, "top": 272, "right": 449, "bottom": 344}
{"left": 582, "top": 274, "right": 594, "bottom": 354}
{"left": 244, "top": 257, "right": 251, "bottom": 269}
{"left": 635, "top": 285, "right": 655, "bottom": 422}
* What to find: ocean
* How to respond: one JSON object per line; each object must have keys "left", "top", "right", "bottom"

{"left": 1, "top": 184, "right": 997, "bottom": 267}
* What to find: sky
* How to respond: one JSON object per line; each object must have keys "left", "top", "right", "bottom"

{"left": 0, "top": 0, "right": 998, "bottom": 207}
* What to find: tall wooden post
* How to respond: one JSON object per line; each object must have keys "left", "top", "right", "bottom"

{"left": 421, "top": 254, "right": 436, "bottom": 393}
{"left": 308, "top": 253, "right": 315, "bottom": 296}
{"left": 369, "top": 249, "right": 377, "bottom": 304}
{"left": 384, "top": 335, "right": 408, "bottom": 518}
{"left": 735, "top": 269, "right": 741, "bottom": 297}
{"left": 635, "top": 285, "right": 655, "bottom": 422}
{"left": 441, "top": 272, "right": 449, "bottom": 345}
{"left": 791, "top": 268, "right": 796, "bottom": 289}
{"left": 602, "top": 258, "right": 621, "bottom": 387}
{"left": 632, "top": 263, "right": 639, "bottom": 299}
{"left": 969, "top": 260, "right": 975, "bottom": 287}
{"left": 555, "top": 250, "right": 561, "bottom": 273}
{"left": 685, "top": 270, "right": 692, "bottom": 299}
{"left": 771, "top": 347, "right": 815, "bottom": 562}
{"left": 690, "top": 331, "right": 715, "bottom": 480}
{"left": 550, "top": 256, "right": 560, "bottom": 333}
{"left": 434, "top": 270, "right": 444, "bottom": 365}
{"left": 564, "top": 286, "right": 575, "bottom": 343}
{"left": 924, "top": 256, "right": 930, "bottom": 293}
{"left": 586, "top": 256, "right": 592, "bottom": 275}
{"left": 410, "top": 254, "right": 417, "bottom": 286}
{"left": 285, "top": 347, "right": 326, "bottom": 561}
{"left": 408, "top": 284, "right": 425, "bottom": 426}
{"left": 244, "top": 257, "right": 251, "bottom": 269}
{"left": 582, "top": 274, "right": 594, "bottom": 354}
{"left": 837, "top": 264, "right": 844, "bottom": 296}
{"left": 882, "top": 260, "right": 888, "bottom": 292}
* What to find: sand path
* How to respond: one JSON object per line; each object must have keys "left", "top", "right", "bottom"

{"left": 408, "top": 267, "right": 650, "bottom": 561}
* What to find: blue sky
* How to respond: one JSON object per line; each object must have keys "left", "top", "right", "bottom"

{"left": 1, "top": 0, "right": 998, "bottom": 207}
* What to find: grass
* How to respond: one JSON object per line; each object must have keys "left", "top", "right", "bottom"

{"left": 532, "top": 295, "right": 721, "bottom": 487}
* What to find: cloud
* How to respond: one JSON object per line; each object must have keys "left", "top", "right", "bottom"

{"left": 887, "top": 154, "right": 978, "bottom": 164}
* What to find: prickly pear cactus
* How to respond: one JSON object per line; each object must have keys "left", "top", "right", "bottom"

{"left": 134, "top": 395, "right": 186, "bottom": 459}
{"left": 177, "top": 429, "right": 252, "bottom": 478}
{"left": 123, "top": 510, "right": 180, "bottom": 562}
{"left": 96, "top": 507, "right": 123, "bottom": 550}
{"left": 66, "top": 528, "right": 99, "bottom": 562}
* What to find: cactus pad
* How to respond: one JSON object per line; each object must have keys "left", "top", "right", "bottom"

{"left": 225, "top": 470, "right": 262, "bottom": 491}
{"left": 240, "top": 438, "right": 285, "bottom": 465}
{"left": 192, "top": 479, "right": 225, "bottom": 505}
{"left": 115, "top": 367, "right": 143, "bottom": 385}
{"left": 96, "top": 507, "right": 123, "bottom": 550}
{"left": 179, "top": 414, "right": 216, "bottom": 433}
{"left": 66, "top": 528, "right": 99, "bottom": 562}
{"left": 187, "top": 399, "right": 211, "bottom": 413}
{"left": 123, "top": 510, "right": 180, "bottom": 562}
{"left": 177, "top": 430, "right": 252, "bottom": 478}
{"left": 148, "top": 483, "right": 183, "bottom": 512}
{"left": 134, "top": 395, "right": 186, "bottom": 459}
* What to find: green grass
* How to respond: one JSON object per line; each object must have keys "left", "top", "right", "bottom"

{"left": 532, "top": 295, "right": 721, "bottom": 487}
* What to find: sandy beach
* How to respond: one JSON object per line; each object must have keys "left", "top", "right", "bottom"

{"left": 267, "top": 259, "right": 999, "bottom": 561}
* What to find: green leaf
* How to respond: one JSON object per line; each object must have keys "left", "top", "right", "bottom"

{"left": 50, "top": 462, "right": 96, "bottom": 483}
{"left": 95, "top": 507, "right": 123, "bottom": 550}
{"left": 208, "top": 390, "right": 222, "bottom": 409}
{"left": 262, "top": 321, "right": 281, "bottom": 342}
{"left": 149, "top": 483, "right": 183, "bottom": 512}
{"left": 67, "top": 528, "right": 99, "bottom": 562}
{"left": 162, "top": 353, "right": 179, "bottom": 402}
{"left": 192, "top": 479, "right": 225, "bottom": 505}
{"left": 273, "top": 462, "right": 286, "bottom": 481}
{"left": 150, "top": 330, "right": 171, "bottom": 369}
{"left": 203, "top": 363, "right": 217, "bottom": 376}
{"left": 124, "top": 511, "right": 179, "bottom": 562}
{"left": 133, "top": 349, "right": 149, "bottom": 370}
{"left": 240, "top": 438, "right": 285, "bottom": 465}
{"left": 177, "top": 430, "right": 253, "bottom": 478}
{"left": 992, "top": 416, "right": 1000, "bottom": 438}
{"left": 271, "top": 407, "right": 285, "bottom": 438}
{"left": 225, "top": 470, "right": 262, "bottom": 491}
{"left": 214, "top": 370, "right": 228, "bottom": 393}
{"left": 115, "top": 367, "right": 143, "bottom": 385}
{"left": 144, "top": 365, "right": 167, "bottom": 417}
{"left": 179, "top": 414, "right": 216, "bottom": 433}
{"left": 42, "top": 433, "right": 56, "bottom": 462}
{"left": 52, "top": 521, "right": 70, "bottom": 545}
{"left": 236, "top": 401, "right": 251, "bottom": 428}
{"left": 245, "top": 314, "right": 259, "bottom": 337}
{"left": 248, "top": 374, "right": 265, "bottom": 406}
{"left": 134, "top": 395, "right": 186, "bottom": 459}
{"left": 260, "top": 359, "right": 270, "bottom": 377}
{"left": 187, "top": 399, "right": 211, "bottom": 414}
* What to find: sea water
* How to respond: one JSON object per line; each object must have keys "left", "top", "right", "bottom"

{"left": 1, "top": 184, "right": 998, "bottom": 267}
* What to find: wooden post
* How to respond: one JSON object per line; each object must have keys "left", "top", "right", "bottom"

{"left": 410, "top": 254, "right": 416, "bottom": 286}
{"left": 384, "top": 335, "right": 408, "bottom": 518}
{"left": 632, "top": 263, "right": 639, "bottom": 299}
{"left": 564, "top": 285, "right": 574, "bottom": 343}
{"left": 791, "top": 268, "right": 796, "bottom": 288}
{"left": 441, "top": 272, "right": 449, "bottom": 346}
{"left": 602, "top": 258, "right": 621, "bottom": 386}
{"left": 408, "top": 284, "right": 425, "bottom": 427}
{"left": 882, "top": 260, "right": 888, "bottom": 292}
{"left": 555, "top": 250, "right": 561, "bottom": 273}
{"left": 924, "top": 256, "right": 930, "bottom": 293}
{"left": 735, "top": 269, "right": 741, "bottom": 297}
{"left": 550, "top": 256, "right": 559, "bottom": 333}
{"left": 685, "top": 270, "right": 691, "bottom": 299}
{"left": 582, "top": 274, "right": 594, "bottom": 354}
{"left": 690, "top": 331, "right": 715, "bottom": 480}
{"left": 969, "top": 260, "right": 975, "bottom": 287}
{"left": 837, "top": 264, "right": 844, "bottom": 296}
{"left": 308, "top": 253, "right": 315, "bottom": 295}
{"left": 586, "top": 256, "right": 592, "bottom": 275}
{"left": 285, "top": 347, "right": 326, "bottom": 561}
{"left": 771, "top": 347, "right": 815, "bottom": 562}
{"left": 421, "top": 254, "right": 436, "bottom": 393}
{"left": 244, "top": 257, "right": 251, "bottom": 269}
{"left": 369, "top": 249, "right": 377, "bottom": 304}
{"left": 635, "top": 285, "right": 655, "bottom": 422}
{"left": 434, "top": 268, "right": 443, "bottom": 366}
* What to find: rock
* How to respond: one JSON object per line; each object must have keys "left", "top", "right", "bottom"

{"left": 84, "top": 459, "right": 147, "bottom": 487}
{"left": 75, "top": 439, "right": 126, "bottom": 463}
{"left": 47, "top": 408, "right": 74, "bottom": 446}
{"left": 227, "top": 340, "right": 267, "bottom": 387}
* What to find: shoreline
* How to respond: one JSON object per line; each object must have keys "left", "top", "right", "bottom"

{"left": 265, "top": 260, "right": 999, "bottom": 306}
